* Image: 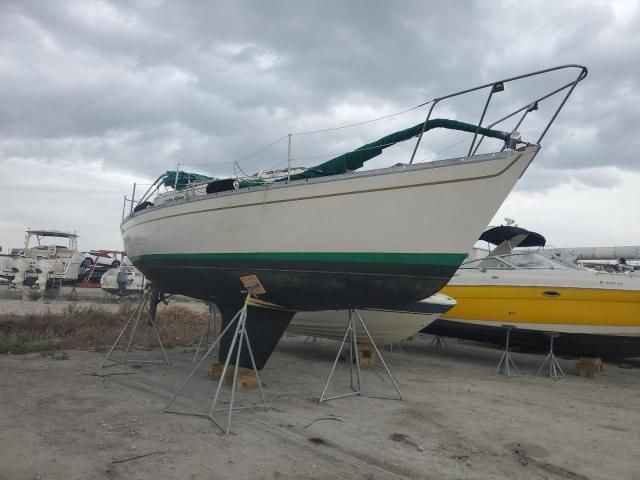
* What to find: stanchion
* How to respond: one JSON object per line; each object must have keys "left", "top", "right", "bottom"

{"left": 192, "top": 302, "right": 219, "bottom": 363}
{"left": 100, "top": 287, "right": 170, "bottom": 368}
{"left": 319, "top": 309, "right": 404, "bottom": 402}
{"left": 495, "top": 325, "right": 520, "bottom": 376}
{"left": 164, "top": 276, "right": 268, "bottom": 435}
{"left": 428, "top": 335, "right": 448, "bottom": 350}
{"left": 537, "top": 332, "right": 564, "bottom": 379}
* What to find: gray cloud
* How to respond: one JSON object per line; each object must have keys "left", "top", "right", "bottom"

{"left": 1, "top": 0, "right": 639, "bottom": 247}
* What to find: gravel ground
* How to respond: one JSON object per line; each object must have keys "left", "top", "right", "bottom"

{"left": 1, "top": 323, "right": 638, "bottom": 480}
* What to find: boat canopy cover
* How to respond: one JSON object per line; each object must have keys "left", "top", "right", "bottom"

{"left": 27, "top": 229, "right": 78, "bottom": 238}
{"left": 161, "top": 118, "right": 511, "bottom": 190}
{"left": 480, "top": 226, "right": 546, "bottom": 247}
{"left": 162, "top": 170, "right": 213, "bottom": 191}
{"left": 239, "top": 118, "right": 511, "bottom": 187}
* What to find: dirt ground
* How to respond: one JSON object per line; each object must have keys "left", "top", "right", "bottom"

{"left": 0, "top": 299, "right": 639, "bottom": 479}
{"left": 0, "top": 289, "right": 206, "bottom": 315}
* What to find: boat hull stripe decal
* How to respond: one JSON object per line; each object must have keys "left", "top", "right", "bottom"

{"left": 132, "top": 252, "right": 467, "bottom": 267}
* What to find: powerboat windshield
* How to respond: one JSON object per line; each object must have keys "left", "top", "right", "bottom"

{"left": 461, "top": 252, "right": 576, "bottom": 270}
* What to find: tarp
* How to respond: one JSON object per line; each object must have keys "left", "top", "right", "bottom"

{"left": 163, "top": 118, "right": 511, "bottom": 191}
{"left": 240, "top": 118, "right": 511, "bottom": 186}
{"left": 162, "top": 170, "right": 213, "bottom": 191}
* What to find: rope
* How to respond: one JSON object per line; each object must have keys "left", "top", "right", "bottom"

{"left": 418, "top": 135, "right": 473, "bottom": 163}
{"left": 232, "top": 135, "right": 288, "bottom": 164}
{"left": 290, "top": 101, "right": 433, "bottom": 136}
{"left": 228, "top": 100, "right": 432, "bottom": 172}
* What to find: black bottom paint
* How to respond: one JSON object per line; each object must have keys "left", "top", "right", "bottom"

{"left": 424, "top": 320, "right": 640, "bottom": 359}
{"left": 217, "top": 305, "right": 294, "bottom": 370}
{"left": 134, "top": 259, "right": 458, "bottom": 370}
{"left": 134, "top": 259, "right": 457, "bottom": 311}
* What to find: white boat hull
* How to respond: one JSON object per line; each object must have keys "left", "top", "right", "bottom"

{"left": 289, "top": 293, "right": 456, "bottom": 344}
{"left": 100, "top": 265, "right": 146, "bottom": 296}
{"left": 122, "top": 146, "right": 539, "bottom": 310}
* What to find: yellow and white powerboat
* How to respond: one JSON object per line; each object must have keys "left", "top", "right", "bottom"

{"left": 426, "top": 226, "right": 640, "bottom": 358}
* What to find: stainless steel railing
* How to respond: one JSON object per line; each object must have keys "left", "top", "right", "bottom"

{"left": 408, "top": 64, "right": 588, "bottom": 164}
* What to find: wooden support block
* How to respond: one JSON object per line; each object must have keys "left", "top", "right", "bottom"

{"left": 576, "top": 357, "right": 605, "bottom": 379}
{"left": 358, "top": 344, "right": 376, "bottom": 366}
{"left": 209, "top": 363, "right": 258, "bottom": 389}
{"left": 578, "top": 357, "right": 602, "bottom": 367}
{"left": 224, "top": 367, "right": 258, "bottom": 390}
{"left": 208, "top": 362, "right": 225, "bottom": 380}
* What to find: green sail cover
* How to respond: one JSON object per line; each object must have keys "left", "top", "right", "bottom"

{"left": 283, "top": 118, "right": 510, "bottom": 182}
{"left": 162, "top": 170, "right": 213, "bottom": 190}
{"left": 162, "top": 118, "right": 510, "bottom": 190}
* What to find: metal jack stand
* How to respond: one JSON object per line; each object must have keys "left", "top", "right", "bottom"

{"left": 192, "top": 302, "right": 219, "bottom": 363}
{"left": 428, "top": 335, "right": 448, "bottom": 350}
{"left": 100, "top": 288, "right": 170, "bottom": 368}
{"left": 537, "top": 332, "right": 564, "bottom": 379}
{"left": 3, "top": 283, "right": 15, "bottom": 299}
{"left": 496, "top": 326, "right": 520, "bottom": 376}
{"left": 68, "top": 284, "right": 78, "bottom": 302}
{"left": 319, "top": 309, "right": 404, "bottom": 402}
{"left": 165, "top": 277, "right": 268, "bottom": 435}
{"left": 56, "top": 279, "right": 78, "bottom": 302}
{"left": 53, "top": 277, "right": 65, "bottom": 301}
{"left": 385, "top": 343, "right": 404, "bottom": 354}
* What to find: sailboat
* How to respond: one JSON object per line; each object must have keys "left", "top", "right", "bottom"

{"left": 122, "top": 65, "right": 587, "bottom": 368}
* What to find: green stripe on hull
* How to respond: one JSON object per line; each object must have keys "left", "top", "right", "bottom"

{"left": 133, "top": 252, "right": 466, "bottom": 266}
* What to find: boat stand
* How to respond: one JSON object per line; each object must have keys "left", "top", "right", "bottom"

{"left": 536, "top": 333, "right": 564, "bottom": 379}
{"left": 100, "top": 288, "right": 170, "bottom": 368}
{"left": 55, "top": 282, "right": 78, "bottom": 302}
{"left": 54, "top": 277, "right": 63, "bottom": 300}
{"left": 192, "top": 302, "right": 219, "bottom": 363}
{"left": 164, "top": 287, "right": 267, "bottom": 435}
{"left": 319, "top": 309, "right": 404, "bottom": 402}
{"left": 384, "top": 343, "right": 404, "bottom": 354}
{"left": 3, "top": 283, "right": 15, "bottom": 299}
{"left": 428, "top": 335, "right": 448, "bottom": 350}
{"left": 495, "top": 326, "right": 520, "bottom": 376}
{"left": 67, "top": 284, "right": 78, "bottom": 302}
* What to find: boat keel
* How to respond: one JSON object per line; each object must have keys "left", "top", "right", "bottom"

{"left": 217, "top": 304, "right": 295, "bottom": 370}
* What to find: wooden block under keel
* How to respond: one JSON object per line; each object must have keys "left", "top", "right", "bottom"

{"left": 209, "top": 362, "right": 258, "bottom": 389}
{"left": 358, "top": 344, "right": 376, "bottom": 366}
{"left": 576, "top": 357, "right": 606, "bottom": 379}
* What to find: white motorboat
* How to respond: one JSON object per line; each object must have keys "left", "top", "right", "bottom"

{"left": 288, "top": 293, "right": 456, "bottom": 344}
{"left": 1, "top": 229, "right": 84, "bottom": 292}
{"left": 100, "top": 259, "right": 146, "bottom": 297}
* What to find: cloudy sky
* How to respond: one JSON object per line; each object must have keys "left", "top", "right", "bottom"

{"left": 1, "top": 0, "right": 638, "bottom": 252}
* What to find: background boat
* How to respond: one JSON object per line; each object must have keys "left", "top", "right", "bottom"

{"left": 1, "top": 229, "right": 84, "bottom": 293}
{"left": 425, "top": 226, "right": 640, "bottom": 358}
{"left": 288, "top": 293, "right": 456, "bottom": 344}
